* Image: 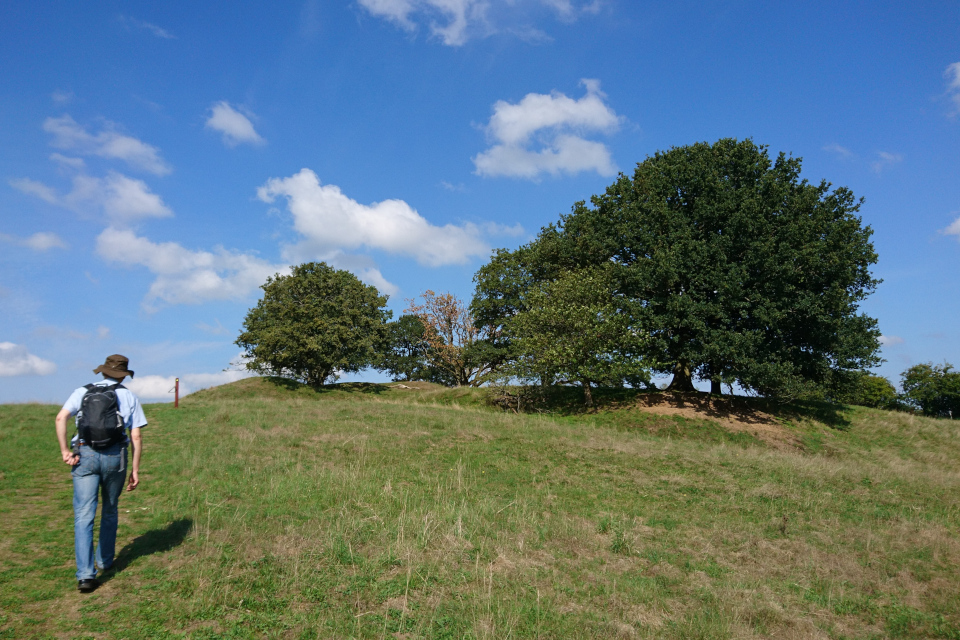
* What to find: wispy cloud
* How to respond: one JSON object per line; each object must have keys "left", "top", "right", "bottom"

{"left": 945, "top": 62, "right": 960, "bottom": 115}
{"left": 119, "top": 15, "right": 176, "bottom": 39}
{"left": 357, "top": 0, "right": 601, "bottom": 46}
{"left": 50, "top": 153, "right": 85, "bottom": 169}
{"left": 878, "top": 335, "right": 904, "bottom": 347}
{"left": 0, "top": 231, "right": 68, "bottom": 251}
{"left": 205, "top": 101, "right": 266, "bottom": 147}
{"left": 51, "top": 90, "right": 74, "bottom": 104}
{"left": 196, "top": 319, "right": 229, "bottom": 335}
{"left": 8, "top": 178, "right": 59, "bottom": 204}
{"left": 12, "top": 171, "right": 173, "bottom": 224}
{"left": 0, "top": 343, "right": 57, "bottom": 377}
{"left": 473, "top": 79, "right": 620, "bottom": 179}
{"left": 823, "top": 143, "right": 854, "bottom": 159}
{"left": 871, "top": 151, "right": 903, "bottom": 173}
{"left": 43, "top": 114, "right": 171, "bottom": 175}
{"left": 439, "top": 180, "right": 466, "bottom": 192}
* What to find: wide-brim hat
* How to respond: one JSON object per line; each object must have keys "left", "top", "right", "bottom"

{"left": 93, "top": 354, "right": 135, "bottom": 379}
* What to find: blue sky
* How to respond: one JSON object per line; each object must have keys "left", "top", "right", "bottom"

{"left": 1, "top": 1, "right": 958, "bottom": 403}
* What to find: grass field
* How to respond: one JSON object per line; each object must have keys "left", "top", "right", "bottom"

{"left": 1, "top": 378, "right": 959, "bottom": 639}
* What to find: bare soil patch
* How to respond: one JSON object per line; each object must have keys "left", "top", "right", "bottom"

{"left": 630, "top": 392, "right": 803, "bottom": 450}
{"left": 387, "top": 381, "right": 447, "bottom": 391}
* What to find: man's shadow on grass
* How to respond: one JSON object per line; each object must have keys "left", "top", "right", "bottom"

{"left": 100, "top": 518, "right": 192, "bottom": 584}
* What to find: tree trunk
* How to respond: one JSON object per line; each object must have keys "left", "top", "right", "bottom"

{"left": 308, "top": 368, "right": 330, "bottom": 389}
{"left": 666, "top": 360, "right": 696, "bottom": 392}
{"left": 581, "top": 380, "right": 594, "bottom": 408}
{"left": 711, "top": 378, "right": 722, "bottom": 395}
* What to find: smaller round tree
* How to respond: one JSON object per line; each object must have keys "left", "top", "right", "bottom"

{"left": 236, "top": 262, "right": 390, "bottom": 387}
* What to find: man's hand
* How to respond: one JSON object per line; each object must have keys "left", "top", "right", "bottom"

{"left": 55, "top": 408, "right": 76, "bottom": 466}
{"left": 126, "top": 471, "right": 139, "bottom": 491}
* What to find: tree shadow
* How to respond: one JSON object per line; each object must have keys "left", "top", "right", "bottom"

{"left": 499, "top": 385, "right": 854, "bottom": 430}
{"left": 265, "top": 377, "right": 304, "bottom": 392}
{"left": 263, "top": 377, "right": 387, "bottom": 395}
{"left": 100, "top": 518, "right": 193, "bottom": 583}
{"left": 772, "top": 399, "right": 853, "bottom": 430}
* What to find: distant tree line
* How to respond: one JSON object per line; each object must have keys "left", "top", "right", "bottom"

{"left": 234, "top": 139, "right": 954, "bottom": 416}
{"left": 846, "top": 364, "right": 959, "bottom": 418}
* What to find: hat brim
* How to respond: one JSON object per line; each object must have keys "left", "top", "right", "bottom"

{"left": 93, "top": 365, "right": 135, "bottom": 379}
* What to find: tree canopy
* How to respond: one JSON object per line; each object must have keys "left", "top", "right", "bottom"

{"left": 404, "top": 290, "right": 495, "bottom": 387}
{"left": 377, "top": 314, "right": 453, "bottom": 384}
{"left": 473, "top": 138, "right": 882, "bottom": 399}
{"left": 507, "top": 265, "right": 650, "bottom": 406}
{"left": 840, "top": 373, "right": 899, "bottom": 410}
{"left": 900, "top": 362, "right": 960, "bottom": 418}
{"left": 236, "top": 262, "right": 390, "bottom": 387}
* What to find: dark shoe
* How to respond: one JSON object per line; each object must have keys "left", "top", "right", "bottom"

{"left": 77, "top": 578, "right": 99, "bottom": 593}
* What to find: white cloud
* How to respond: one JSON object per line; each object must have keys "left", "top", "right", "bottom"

{"left": 320, "top": 251, "right": 399, "bottom": 296}
{"left": 119, "top": 15, "right": 176, "bottom": 39}
{"left": 124, "top": 375, "right": 177, "bottom": 399}
{"left": 43, "top": 115, "right": 171, "bottom": 175}
{"left": 870, "top": 151, "right": 902, "bottom": 173}
{"left": 0, "top": 343, "right": 57, "bottom": 377}
{"left": 473, "top": 79, "right": 620, "bottom": 179}
{"left": 357, "top": 0, "right": 599, "bottom": 45}
{"left": 945, "top": 62, "right": 960, "bottom": 114}
{"left": 258, "top": 168, "right": 489, "bottom": 267}
{"left": 943, "top": 213, "right": 960, "bottom": 238}
{"left": 70, "top": 172, "right": 173, "bottom": 222}
{"left": 474, "top": 133, "right": 616, "bottom": 178}
{"left": 23, "top": 232, "right": 67, "bottom": 251}
{"left": 14, "top": 171, "right": 173, "bottom": 224}
{"left": 878, "top": 335, "right": 904, "bottom": 347}
{"left": 15, "top": 118, "right": 172, "bottom": 224}
{"left": 358, "top": 0, "right": 482, "bottom": 45}
{"left": 97, "top": 325, "right": 111, "bottom": 339}
{"left": 0, "top": 231, "right": 67, "bottom": 251}
{"left": 205, "top": 102, "right": 265, "bottom": 147}
{"left": 125, "top": 370, "right": 256, "bottom": 400}
{"left": 96, "top": 227, "right": 287, "bottom": 308}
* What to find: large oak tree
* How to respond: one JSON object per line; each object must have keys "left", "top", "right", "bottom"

{"left": 473, "top": 139, "right": 882, "bottom": 399}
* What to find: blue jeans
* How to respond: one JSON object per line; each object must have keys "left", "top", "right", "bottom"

{"left": 71, "top": 443, "right": 127, "bottom": 580}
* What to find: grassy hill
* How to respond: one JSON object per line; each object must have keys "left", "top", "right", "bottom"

{"left": 1, "top": 378, "right": 958, "bottom": 639}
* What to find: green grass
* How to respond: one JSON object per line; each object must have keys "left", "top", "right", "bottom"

{"left": 1, "top": 378, "right": 959, "bottom": 639}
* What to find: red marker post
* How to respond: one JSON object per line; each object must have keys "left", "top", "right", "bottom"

{"left": 174, "top": 377, "right": 179, "bottom": 408}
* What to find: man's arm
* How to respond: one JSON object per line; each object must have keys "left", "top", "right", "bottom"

{"left": 127, "top": 427, "right": 142, "bottom": 491}
{"left": 55, "top": 408, "right": 78, "bottom": 466}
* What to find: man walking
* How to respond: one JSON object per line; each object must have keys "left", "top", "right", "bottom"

{"left": 55, "top": 354, "right": 147, "bottom": 593}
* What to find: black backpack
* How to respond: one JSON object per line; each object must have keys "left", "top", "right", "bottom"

{"left": 76, "top": 384, "right": 127, "bottom": 449}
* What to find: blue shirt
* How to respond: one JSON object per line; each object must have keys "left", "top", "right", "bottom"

{"left": 62, "top": 378, "right": 148, "bottom": 446}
